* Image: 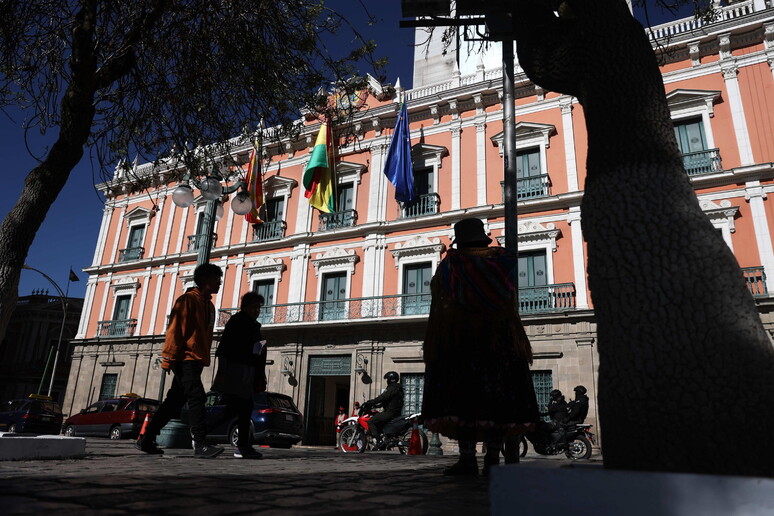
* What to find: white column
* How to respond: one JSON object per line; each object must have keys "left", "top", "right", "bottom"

{"left": 76, "top": 277, "right": 98, "bottom": 338}
{"left": 367, "top": 143, "right": 388, "bottom": 222}
{"left": 224, "top": 200, "right": 236, "bottom": 247}
{"left": 568, "top": 208, "right": 589, "bottom": 308}
{"left": 361, "top": 236, "right": 378, "bottom": 299}
{"left": 147, "top": 269, "right": 164, "bottom": 335}
{"left": 135, "top": 271, "right": 151, "bottom": 335}
{"left": 295, "top": 162, "right": 313, "bottom": 233}
{"left": 560, "top": 98, "right": 580, "bottom": 192}
{"left": 97, "top": 274, "right": 112, "bottom": 325}
{"left": 160, "top": 195, "right": 176, "bottom": 257}
{"left": 108, "top": 205, "right": 127, "bottom": 264}
{"left": 173, "top": 205, "right": 190, "bottom": 255}
{"left": 745, "top": 182, "right": 774, "bottom": 292}
{"left": 451, "top": 124, "right": 462, "bottom": 210}
{"left": 92, "top": 206, "right": 113, "bottom": 266}
{"left": 476, "top": 121, "right": 488, "bottom": 206}
{"left": 148, "top": 195, "right": 166, "bottom": 257}
{"left": 164, "top": 270, "right": 179, "bottom": 328}
{"left": 287, "top": 244, "right": 309, "bottom": 304}
{"left": 231, "top": 257, "right": 245, "bottom": 308}
{"left": 721, "top": 65, "right": 755, "bottom": 166}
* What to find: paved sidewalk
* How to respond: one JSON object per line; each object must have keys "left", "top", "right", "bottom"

{"left": 0, "top": 439, "right": 595, "bottom": 515}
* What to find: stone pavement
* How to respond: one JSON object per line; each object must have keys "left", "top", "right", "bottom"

{"left": 0, "top": 438, "right": 595, "bottom": 515}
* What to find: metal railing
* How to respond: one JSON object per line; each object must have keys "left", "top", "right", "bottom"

{"left": 647, "top": 0, "right": 756, "bottom": 41}
{"left": 217, "top": 285, "right": 577, "bottom": 327}
{"left": 401, "top": 193, "right": 440, "bottom": 218}
{"left": 742, "top": 266, "right": 768, "bottom": 297}
{"left": 319, "top": 210, "right": 357, "bottom": 231}
{"left": 518, "top": 283, "right": 577, "bottom": 314}
{"left": 252, "top": 220, "right": 286, "bottom": 242}
{"left": 682, "top": 148, "right": 722, "bottom": 176}
{"left": 187, "top": 233, "right": 217, "bottom": 252}
{"left": 118, "top": 247, "right": 145, "bottom": 262}
{"left": 500, "top": 174, "right": 551, "bottom": 202}
{"left": 97, "top": 319, "right": 138, "bottom": 337}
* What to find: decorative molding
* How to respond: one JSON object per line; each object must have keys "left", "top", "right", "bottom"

{"left": 700, "top": 199, "right": 739, "bottom": 233}
{"left": 312, "top": 248, "right": 359, "bottom": 277}
{"left": 245, "top": 255, "right": 287, "bottom": 282}
{"left": 110, "top": 276, "right": 141, "bottom": 294}
{"left": 124, "top": 206, "right": 152, "bottom": 227}
{"left": 689, "top": 42, "right": 701, "bottom": 66}
{"left": 665, "top": 89, "right": 721, "bottom": 118}
{"left": 411, "top": 143, "right": 448, "bottom": 170}
{"left": 721, "top": 64, "right": 739, "bottom": 80}
{"left": 429, "top": 104, "right": 440, "bottom": 125}
{"left": 389, "top": 235, "right": 445, "bottom": 267}
{"left": 263, "top": 175, "right": 297, "bottom": 199}
{"left": 490, "top": 121, "right": 557, "bottom": 156}
{"left": 496, "top": 220, "right": 561, "bottom": 252}
{"left": 718, "top": 33, "right": 732, "bottom": 59}
{"left": 336, "top": 161, "right": 367, "bottom": 186}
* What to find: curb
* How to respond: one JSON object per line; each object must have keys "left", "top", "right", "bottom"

{"left": 0, "top": 433, "right": 86, "bottom": 461}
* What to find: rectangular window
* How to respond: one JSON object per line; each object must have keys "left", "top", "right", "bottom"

{"left": 127, "top": 225, "right": 145, "bottom": 249}
{"left": 252, "top": 279, "right": 275, "bottom": 325}
{"left": 530, "top": 370, "right": 553, "bottom": 420}
{"left": 195, "top": 211, "right": 207, "bottom": 235}
{"left": 401, "top": 373, "right": 424, "bottom": 416}
{"left": 518, "top": 251, "right": 550, "bottom": 312}
{"left": 112, "top": 295, "right": 131, "bottom": 321}
{"left": 320, "top": 272, "right": 346, "bottom": 321}
{"left": 99, "top": 373, "right": 118, "bottom": 401}
{"left": 338, "top": 183, "right": 354, "bottom": 211}
{"left": 673, "top": 118, "right": 707, "bottom": 154}
{"left": 516, "top": 148, "right": 541, "bottom": 179}
{"left": 262, "top": 197, "right": 284, "bottom": 222}
{"left": 413, "top": 167, "right": 433, "bottom": 195}
{"left": 402, "top": 263, "right": 432, "bottom": 315}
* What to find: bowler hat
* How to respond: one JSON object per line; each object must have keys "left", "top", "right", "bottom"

{"left": 453, "top": 218, "right": 492, "bottom": 247}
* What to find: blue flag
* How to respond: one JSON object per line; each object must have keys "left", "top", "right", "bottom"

{"left": 383, "top": 101, "right": 415, "bottom": 203}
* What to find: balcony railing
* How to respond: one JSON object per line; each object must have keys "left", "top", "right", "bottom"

{"left": 518, "top": 283, "right": 577, "bottom": 314}
{"left": 118, "top": 246, "right": 145, "bottom": 262}
{"left": 217, "top": 285, "right": 577, "bottom": 327}
{"left": 742, "top": 266, "right": 768, "bottom": 297}
{"left": 319, "top": 210, "right": 357, "bottom": 231}
{"left": 252, "top": 220, "right": 286, "bottom": 242}
{"left": 682, "top": 148, "right": 722, "bottom": 176}
{"left": 401, "top": 193, "right": 440, "bottom": 218}
{"left": 97, "top": 319, "right": 138, "bottom": 338}
{"left": 500, "top": 174, "right": 551, "bottom": 202}
{"left": 187, "top": 233, "right": 217, "bottom": 252}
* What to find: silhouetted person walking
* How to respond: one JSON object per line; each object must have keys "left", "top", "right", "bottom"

{"left": 422, "top": 218, "right": 539, "bottom": 476}
{"left": 135, "top": 263, "right": 224, "bottom": 458}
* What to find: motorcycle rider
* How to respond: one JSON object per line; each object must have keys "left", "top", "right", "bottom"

{"left": 566, "top": 385, "right": 589, "bottom": 425}
{"left": 541, "top": 389, "right": 568, "bottom": 445}
{"left": 362, "top": 371, "right": 404, "bottom": 448}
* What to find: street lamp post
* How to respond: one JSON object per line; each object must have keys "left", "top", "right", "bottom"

{"left": 22, "top": 265, "right": 68, "bottom": 396}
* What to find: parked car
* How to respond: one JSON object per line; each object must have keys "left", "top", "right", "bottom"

{"left": 205, "top": 391, "right": 304, "bottom": 448}
{"left": 63, "top": 393, "right": 159, "bottom": 439}
{"left": 0, "top": 394, "right": 63, "bottom": 434}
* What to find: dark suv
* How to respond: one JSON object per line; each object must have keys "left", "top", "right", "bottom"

{"left": 63, "top": 394, "right": 159, "bottom": 439}
{"left": 0, "top": 394, "right": 63, "bottom": 434}
{"left": 205, "top": 391, "right": 304, "bottom": 448}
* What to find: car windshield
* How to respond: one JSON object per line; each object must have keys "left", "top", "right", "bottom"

{"left": 268, "top": 395, "right": 296, "bottom": 411}
{"left": 136, "top": 401, "right": 158, "bottom": 412}
{"left": 32, "top": 401, "right": 62, "bottom": 415}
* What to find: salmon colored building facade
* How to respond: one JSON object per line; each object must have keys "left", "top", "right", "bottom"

{"left": 64, "top": 3, "right": 774, "bottom": 448}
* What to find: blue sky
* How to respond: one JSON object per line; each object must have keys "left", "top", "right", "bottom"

{"left": 0, "top": 2, "right": 684, "bottom": 300}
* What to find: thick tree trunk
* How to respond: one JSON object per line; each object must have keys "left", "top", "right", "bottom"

{"left": 515, "top": 0, "right": 774, "bottom": 476}
{"left": 0, "top": 5, "right": 98, "bottom": 344}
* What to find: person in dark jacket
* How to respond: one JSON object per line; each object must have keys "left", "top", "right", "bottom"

{"left": 543, "top": 389, "right": 568, "bottom": 425}
{"left": 566, "top": 385, "right": 589, "bottom": 425}
{"left": 212, "top": 292, "right": 267, "bottom": 459}
{"left": 363, "top": 371, "right": 404, "bottom": 447}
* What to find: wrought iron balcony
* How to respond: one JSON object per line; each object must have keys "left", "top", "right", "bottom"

{"left": 118, "top": 246, "right": 145, "bottom": 262}
{"left": 400, "top": 193, "right": 440, "bottom": 218}
{"left": 187, "top": 233, "right": 217, "bottom": 252}
{"left": 682, "top": 148, "right": 722, "bottom": 176}
{"left": 216, "top": 285, "right": 577, "bottom": 327}
{"left": 319, "top": 210, "right": 357, "bottom": 231}
{"left": 742, "top": 266, "right": 768, "bottom": 297}
{"left": 518, "top": 283, "right": 577, "bottom": 314}
{"left": 97, "top": 319, "right": 138, "bottom": 338}
{"left": 252, "top": 220, "right": 286, "bottom": 242}
{"left": 500, "top": 174, "right": 551, "bottom": 202}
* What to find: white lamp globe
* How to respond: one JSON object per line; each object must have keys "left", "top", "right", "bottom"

{"left": 172, "top": 184, "right": 194, "bottom": 208}
{"left": 231, "top": 191, "right": 252, "bottom": 215}
{"left": 199, "top": 176, "right": 223, "bottom": 201}
{"left": 215, "top": 201, "right": 225, "bottom": 221}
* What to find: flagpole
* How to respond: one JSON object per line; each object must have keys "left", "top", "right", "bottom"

{"left": 47, "top": 267, "right": 74, "bottom": 396}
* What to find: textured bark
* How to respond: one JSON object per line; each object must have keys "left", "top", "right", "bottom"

{"left": 514, "top": 0, "right": 774, "bottom": 476}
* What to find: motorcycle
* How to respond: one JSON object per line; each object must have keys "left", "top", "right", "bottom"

{"left": 337, "top": 408, "right": 429, "bottom": 454}
{"left": 524, "top": 421, "right": 596, "bottom": 460}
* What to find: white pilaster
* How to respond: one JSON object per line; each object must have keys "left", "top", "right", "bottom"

{"left": 745, "top": 182, "right": 774, "bottom": 292}
{"left": 147, "top": 269, "right": 164, "bottom": 335}
{"left": 287, "top": 244, "right": 310, "bottom": 304}
{"left": 164, "top": 270, "right": 179, "bottom": 327}
{"left": 361, "top": 235, "right": 386, "bottom": 299}
{"left": 135, "top": 271, "right": 151, "bottom": 334}
{"left": 560, "top": 98, "right": 580, "bottom": 192}
{"left": 173, "top": 205, "right": 190, "bottom": 255}
{"left": 232, "top": 257, "right": 245, "bottom": 308}
{"left": 148, "top": 195, "right": 166, "bottom": 258}
{"left": 367, "top": 143, "right": 388, "bottom": 223}
{"left": 295, "top": 163, "right": 313, "bottom": 234}
{"left": 108, "top": 205, "right": 127, "bottom": 264}
{"left": 161, "top": 195, "right": 177, "bottom": 257}
{"left": 224, "top": 200, "right": 236, "bottom": 247}
{"left": 721, "top": 64, "right": 755, "bottom": 166}
{"left": 568, "top": 209, "right": 589, "bottom": 308}
{"left": 97, "top": 274, "right": 112, "bottom": 325}
{"left": 476, "top": 121, "right": 488, "bottom": 206}
{"left": 76, "top": 278, "right": 98, "bottom": 338}
{"left": 451, "top": 124, "right": 462, "bottom": 210}
{"left": 92, "top": 206, "right": 113, "bottom": 266}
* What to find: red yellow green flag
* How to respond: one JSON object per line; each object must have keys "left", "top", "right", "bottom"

{"left": 303, "top": 121, "right": 335, "bottom": 213}
{"left": 244, "top": 146, "right": 264, "bottom": 224}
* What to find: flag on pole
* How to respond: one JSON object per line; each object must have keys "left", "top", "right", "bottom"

{"left": 244, "top": 145, "right": 265, "bottom": 224}
{"left": 383, "top": 101, "right": 415, "bottom": 203}
{"left": 303, "top": 121, "right": 336, "bottom": 213}
{"left": 68, "top": 269, "right": 80, "bottom": 282}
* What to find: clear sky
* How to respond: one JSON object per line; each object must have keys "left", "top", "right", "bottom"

{"left": 0, "top": 1, "right": 685, "bottom": 300}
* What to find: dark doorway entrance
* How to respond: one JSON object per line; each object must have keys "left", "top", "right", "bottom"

{"left": 304, "top": 355, "right": 351, "bottom": 445}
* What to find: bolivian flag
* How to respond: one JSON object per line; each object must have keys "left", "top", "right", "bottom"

{"left": 303, "top": 121, "right": 336, "bottom": 213}
{"left": 245, "top": 145, "right": 264, "bottom": 224}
